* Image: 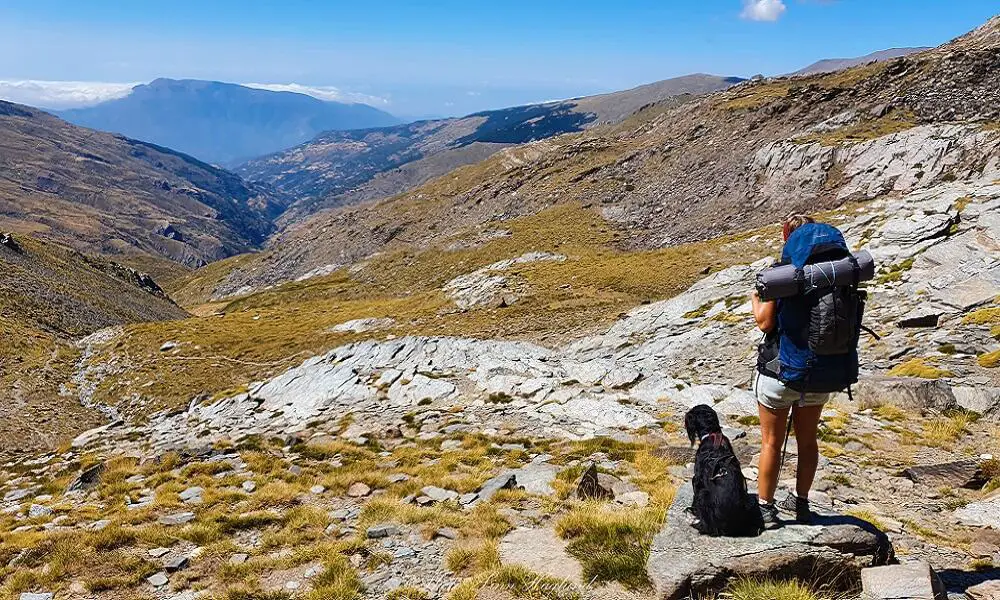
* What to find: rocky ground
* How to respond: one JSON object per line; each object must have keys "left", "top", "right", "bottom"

{"left": 3, "top": 171, "right": 1000, "bottom": 599}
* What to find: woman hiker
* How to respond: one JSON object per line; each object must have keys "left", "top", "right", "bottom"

{"left": 750, "top": 214, "right": 863, "bottom": 528}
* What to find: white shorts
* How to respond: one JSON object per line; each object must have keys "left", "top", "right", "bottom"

{"left": 753, "top": 373, "right": 832, "bottom": 412}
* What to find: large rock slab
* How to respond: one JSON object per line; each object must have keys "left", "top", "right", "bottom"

{"left": 498, "top": 527, "right": 582, "bottom": 584}
{"left": 646, "top": 484, "right": 893, "bottom": 600}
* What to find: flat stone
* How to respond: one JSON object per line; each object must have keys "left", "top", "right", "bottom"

{"left": 512, "top": 464, "right": 559, "bottom": 496}
{"left": 347, "top": 482, "right": 371, "bottom": 497}
{"left": 178, "top": 486, "right": 204, "bottom": 504}
{"left": 147, "top": 572, "right": 169, "bottom": 587}
{"left": 616, "top": 491, "right": 650, "bottom": 507}
{"left": 499, "top": 527, "right": 583, "bottom": 584}
{"left": 459, "top": 492, "right": 479, "bottom": 506}
{"left": 91, "top": 519, "right": 111, "bottom": 530}
{"left": 148, "top": 547, "right": 171, "bottom": 558}
{"left": 229, "top": 553, "right": 249, "bottom": 565}
{"left": 241, "top": 480, "right": 256, "bottom": 493}
{"left": 394, "top": 546, "right": 417, "bottom": 559}
{"left": 158, "top": 512, "right": 196, "bottom": 526}
{"left": 28, "top": 504, "right": 53, "bottom": 518}
{"left": 646, "top": 484, "right": 893, "bottom": 600}
{"left": 310, "top": 485, "right": 326, "bottom": 494}
{"left": 861, "top": 562, "right": 946, "bottom": 600}
{"left": 18, "top": 594, "right": 53, "bottom": 600}
{"left": 420, "top": 486, "right": 459, "bottom": 503}
{"left": 4, "top": 489, "right": 32, "bottom": 502}
{"left": 435, "top": 527, "right": 459, "bottom": 540}
{"left": 367, "top": 524, "right": 400, "bottom": 539}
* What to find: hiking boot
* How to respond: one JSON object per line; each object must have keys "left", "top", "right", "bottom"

{"left": 778, "top": 494, "right": 812, "bottom": 523}
{"left": 759, "top": 502, "right": 780, "bottom": 529}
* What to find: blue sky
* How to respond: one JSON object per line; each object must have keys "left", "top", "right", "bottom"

{"left": 0, "top": 0, "right": 996, "bottom": 118}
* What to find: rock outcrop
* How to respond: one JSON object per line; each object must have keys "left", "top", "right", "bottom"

{"left": 646, "top": 484, "right": 893, "bottom": 600}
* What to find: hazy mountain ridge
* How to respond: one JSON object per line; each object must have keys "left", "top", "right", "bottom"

{"left": 59, "top": 78, "right": 400, "bottom": 166}
{"left": 238, "top": 74, "right": 742, "bottom": 222}
{"left": 791, "top": 47, "right": 931, "bottom": 75}
{"left": 0, "top": 100, "right": 281, "bottom": 268}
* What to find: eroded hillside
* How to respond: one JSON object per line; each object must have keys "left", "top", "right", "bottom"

{"left": 238, "top": 75, "right": 740, "bottom": 224}
{"left": 0, "top": 102, "right": 282, "bottom": 269}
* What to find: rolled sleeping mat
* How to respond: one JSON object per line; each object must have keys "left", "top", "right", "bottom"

{"left": 755, "top": 250, "right": 875, "bottom": 301}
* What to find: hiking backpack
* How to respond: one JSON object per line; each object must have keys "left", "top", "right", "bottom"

{"left": 756, "top": 223, "right": 867, "bottom": 394}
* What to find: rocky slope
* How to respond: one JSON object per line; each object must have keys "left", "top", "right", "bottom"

{"left": 202, "top": 17, "right": 1000, "bottom": 300}
{"left": 0, "top": 232, "right": 187, "bottom": 459}
{"left": 0, "top": 100, "right": 281, "bottom": 268}
{"left": 60, "top": 78, "right": 400, "bottom": 166}
{"left": 5, "top": 170, "right": 998, "bottom": 600}
{"left": 237, "top": 74, "right": 741, "bottom": 223}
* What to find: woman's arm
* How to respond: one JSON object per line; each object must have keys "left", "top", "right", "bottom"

{"left": 751, "top": 290, "right": 777, "bottom": 333}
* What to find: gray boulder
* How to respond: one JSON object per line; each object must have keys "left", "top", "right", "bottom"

{"left": 966, "top": 580, "right": 1000, "bottom": 600}
{"left": 853, "top": 377, "right": 957, "bottom": 412}
{"left": 954, "top": 490, "right": 1000, "bottom": 529}
{"left": 646, "top": 484, "right": 893, "bottom": 599}
{"left": 953, "top": 386, "right": 1000, "bottom": 421}
{"left": 861, "top": 562, "right": 947, "bottom": 599}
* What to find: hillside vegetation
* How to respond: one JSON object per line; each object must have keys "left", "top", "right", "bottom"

{"left": 0, "top": 234, "right": 187, "bottom": 458}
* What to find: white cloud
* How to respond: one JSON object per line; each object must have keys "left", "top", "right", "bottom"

{"left": 740, "top": 0, "right": 787, "bottom": 21}
{"left": 0, "top": 79, "right": 391, "bottom": 110}
{"left": 241, "top": 83, "right": 390, "bottom": 106}
{"left": 0, "top": 80, "right": 137, "bottom": 109}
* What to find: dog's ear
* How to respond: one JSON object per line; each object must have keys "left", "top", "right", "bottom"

{"left": 684, "top": 410, "right": 697, "bottom": 445}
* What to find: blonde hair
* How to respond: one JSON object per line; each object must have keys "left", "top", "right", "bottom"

{"left": 782, "top": 214, "right": 815, "bottom": 240}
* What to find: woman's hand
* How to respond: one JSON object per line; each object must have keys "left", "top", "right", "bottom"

{"left": 751, "top": 290, "right": 777, "bottom": 333}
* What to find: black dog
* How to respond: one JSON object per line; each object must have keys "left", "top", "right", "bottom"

{"left": 684, "top": 404, "right": 763, "bottom": 537}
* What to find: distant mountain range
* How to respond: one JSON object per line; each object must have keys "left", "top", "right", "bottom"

{"left": 58, "top": 78, "right": 400, "bottom": 166}
{"left": 791, "top": 47, "right": 931, "bottom": 76}
{"left": 238, "top": 74, "right": 744, "bottom": 222}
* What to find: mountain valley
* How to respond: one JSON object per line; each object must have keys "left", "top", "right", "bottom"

{"left": 2, "top": 14, "right": 1000, "bottom": 600}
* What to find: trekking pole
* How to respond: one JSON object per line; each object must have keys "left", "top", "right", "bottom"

{"left": 779, "top": 405, "right": 795, "bottom": 471}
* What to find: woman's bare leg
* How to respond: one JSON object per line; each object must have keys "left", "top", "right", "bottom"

{"left": 791, "top": 404, "right": 825, "bottom": 498}
{"left": 757, "top": 402, "right": 790, "bottom": 503}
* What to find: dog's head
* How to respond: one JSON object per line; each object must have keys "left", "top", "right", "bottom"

{"left": 684, "top": 404, "right": 722, "bottom": 445}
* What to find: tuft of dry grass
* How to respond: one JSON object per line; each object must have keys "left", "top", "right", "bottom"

{"left": 723, "top": 578, "right": 829, "bottom": 600}
{"left": 978, "top": 349, "right": 1000, "bottom": 368}
{"left": 555, "top": 502, "right": 666, "bottom": 589}
{"left": 920, "top": 413, "right": 971, "bottom": 447}
{"left": 887, "top": 358, "right": 953, "bottom": 379}
{"left": 448, "top": 565, "right": 581, "bottom": 600}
